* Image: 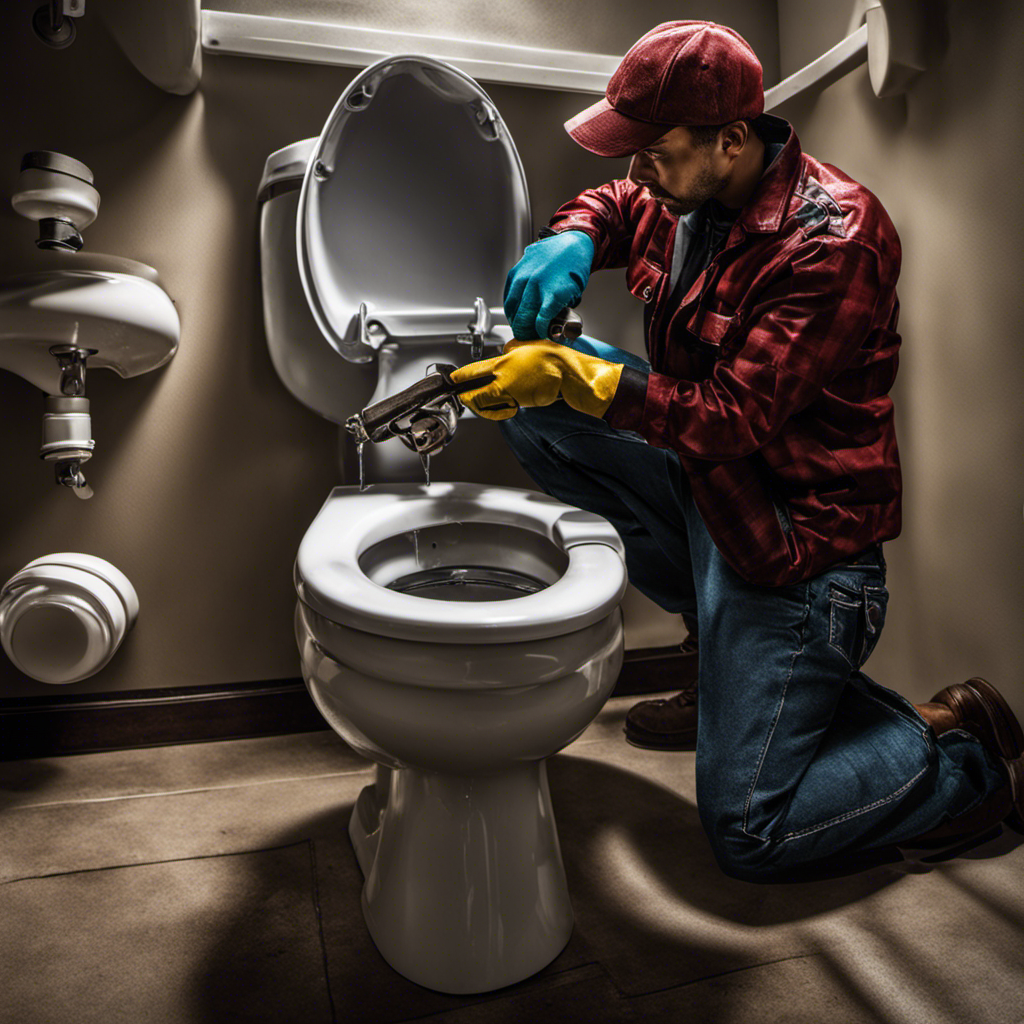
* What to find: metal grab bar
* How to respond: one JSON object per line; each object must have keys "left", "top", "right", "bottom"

{"left": 766, "top": 0, "right": 943, "bottom": 108}
{"left": 765, "top": 24, "right": 869, "bottom": 111}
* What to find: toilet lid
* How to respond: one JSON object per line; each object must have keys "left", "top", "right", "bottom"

{"left": 297, "top": 55, "right": 531, "bottom": 361}
{"left": 295, "top": 483, "right": 627, "bottom": 644}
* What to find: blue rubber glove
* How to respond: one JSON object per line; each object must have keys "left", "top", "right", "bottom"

{"left": 503, "top": 230, "right": 595, "bottom": 340}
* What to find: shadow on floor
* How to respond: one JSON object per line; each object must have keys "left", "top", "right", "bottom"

{"left": 0, "top": 759, "right": 64, "bottom": 808}
{"left": 191, "top": 754, "right": 920, "bottom": 1022}
{"left": 548, "top": 755, "right": 902, "bottom": 925}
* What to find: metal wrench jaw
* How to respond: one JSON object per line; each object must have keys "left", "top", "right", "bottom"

{"left": 345, "top": 392, "right": 464, "bottom": 455}
{"left": 397, "top": 395, "right": 463, "bottom": 455}
{"left": 345, "top": 362, "right": 496, "bottom": 456}
{"left": 547, "top": 307, "right": 583, "bottom": 341}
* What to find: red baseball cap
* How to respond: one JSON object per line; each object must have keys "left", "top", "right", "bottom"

{"left": 566, "top": 21, "right": 764, "bottom": 158}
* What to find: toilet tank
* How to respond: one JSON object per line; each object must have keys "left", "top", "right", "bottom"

{"left": 258, "top": 139, "right": 377, "bottom": 426}
{"left": 256, "top": 105, "right": 536, "bottom": 489}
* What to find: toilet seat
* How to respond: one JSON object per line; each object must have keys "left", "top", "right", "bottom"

{"left": 296, "top": 54, "right": 530, "bottom": 363}
{"left": 295, "top": 482, "right": 627, "bottom": 644}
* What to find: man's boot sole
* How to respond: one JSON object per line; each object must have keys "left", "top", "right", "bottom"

{"left": 623, "top": 725, "right": 697, "bottom": 751}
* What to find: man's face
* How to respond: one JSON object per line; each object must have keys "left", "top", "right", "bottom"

{"left": 627, "top": 126, "right": 729, "bottom": 216}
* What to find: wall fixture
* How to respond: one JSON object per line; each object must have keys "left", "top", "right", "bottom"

{"left": 0, "top": 152, "right": 180, "bottom": 499}
{"left": 765, "top": 0, "right": 946, "bottom": 109}
{"left": 201, "top": 10, "right": 619, "bottom": 94}
{"left": 31, "top": 0, "right": 85, "bottom": 50}
{"left": 96, "top": 0, "right": 202, "bottom": 95}
{"left": 203, "top": 1, "right": 944, "bottom": 103}
{"left": 0, "top": 553, "right": 139, "bottom": 684}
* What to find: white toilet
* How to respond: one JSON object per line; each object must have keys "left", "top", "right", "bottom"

{"left": 259, "top": 55, "right": 628, "bottom": 994}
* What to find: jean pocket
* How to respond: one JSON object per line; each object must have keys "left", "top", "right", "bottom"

{"left": 828, "top": 580, "right": 888, "bottom": 668}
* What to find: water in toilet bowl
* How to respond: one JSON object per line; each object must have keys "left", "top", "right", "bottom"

{"left": 389, "top": 564, "right": 547, "bottom": 601}
{"left": 381, "top": 518, "right": 550, "bottom": 601}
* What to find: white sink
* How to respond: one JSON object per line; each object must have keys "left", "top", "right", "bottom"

{"left": 0, "top": 252, "right": 179, "bottom": 395}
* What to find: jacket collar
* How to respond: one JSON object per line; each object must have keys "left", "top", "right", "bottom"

{"left": 735, "top": 114, "right": 802, "bottom": 235}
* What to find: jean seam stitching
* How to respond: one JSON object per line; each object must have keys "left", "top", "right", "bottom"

{"left": 741, "top": 581, "right": 812, "bottom": 840}
{"left": 771, "top": 684, "right": 930, "bottom": 841}
{"left": 776, "top": 764, "right": 929, "bottom": 841}
{"left": 549, "top": 430, "right": 649, "bottom": 454}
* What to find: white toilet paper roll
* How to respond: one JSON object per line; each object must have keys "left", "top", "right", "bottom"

{"left": 0, "top": 554, "right": 138, "bottom": 684}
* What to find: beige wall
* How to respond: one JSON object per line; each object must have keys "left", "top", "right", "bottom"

{"left": 0, "top": 1, "right": 778, "bottom": 697}
{"left": 8, "top": 0, "right": 1016, "bottom": 716}
{"left": 775, "top": 0, "right": 1024, "bottom": 716}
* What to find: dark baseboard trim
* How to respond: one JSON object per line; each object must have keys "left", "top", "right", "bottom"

{"left": 0, "top": 644, "right": 689, "bottom": 761}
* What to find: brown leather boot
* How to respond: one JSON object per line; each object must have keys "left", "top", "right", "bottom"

{"left": 918, "top": 677, "right": 1024, "bottom": 759}
{"left": 900, "top": 678, "right": 1024, "bottom": 860}
{"left": 624, "top": 633, "right": 699, "bottom": 750}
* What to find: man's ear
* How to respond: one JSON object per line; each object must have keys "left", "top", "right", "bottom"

{"left": 721, "top": 120, "right": 749, "bottom": 155}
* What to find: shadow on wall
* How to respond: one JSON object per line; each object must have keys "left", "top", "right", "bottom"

{"left": 773, "top": 0, "right": 1024, "bottom": 714}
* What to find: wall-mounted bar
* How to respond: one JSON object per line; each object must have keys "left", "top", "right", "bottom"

{"left": 764, "top": 24, "right": 869, "bottom": 111}
{"left": 201, "top": 11, "right": 619, "bottom": 94}
{"left": 204, "top": 1, "right": 938, "bottom": 105}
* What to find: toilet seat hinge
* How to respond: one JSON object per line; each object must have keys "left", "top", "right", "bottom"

{"left": 357, "top": 302, "right": 389, "bottom": 352}
{"left": 456, "top": 297, "right": 495, "bottom": 360}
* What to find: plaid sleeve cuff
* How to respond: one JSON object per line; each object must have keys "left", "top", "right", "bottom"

{"left": 602, "top": 365, "right": 649, "bottom": 431}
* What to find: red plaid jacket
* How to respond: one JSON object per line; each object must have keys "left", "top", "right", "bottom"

{"left": 548, "top": 118, "right": 902, "bottom": 586}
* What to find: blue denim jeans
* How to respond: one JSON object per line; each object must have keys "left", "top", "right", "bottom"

{"left": 499, "top": 338, "right": 1007, "bottom": 881}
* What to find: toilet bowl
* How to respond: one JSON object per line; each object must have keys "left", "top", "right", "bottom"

{"left": 294, "top": 482, "right": 627, "bottom": 993}
{"left": 259, "top": 55, "right": 629, "bottom": 993}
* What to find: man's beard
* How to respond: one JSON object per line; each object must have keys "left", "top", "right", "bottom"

{"left": 648, "top": 160, "right": 728, "bottom": 215}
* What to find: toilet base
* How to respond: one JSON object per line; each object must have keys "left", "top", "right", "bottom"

{"left": 349, "top": 760, "right": 574, "bottom": 994}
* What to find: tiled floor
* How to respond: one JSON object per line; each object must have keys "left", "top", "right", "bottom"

{"left": 2, "top": 695, "right": 1022, "bottom": 1023}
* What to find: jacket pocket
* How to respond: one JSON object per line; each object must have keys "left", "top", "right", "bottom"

{"left": 626, "top": 258, "right": 662, "bottom": 304}
{"left": 687, "top": 305, "right": 742, "bottom": 356}
{"left": 828, "top": 580, "right": 888, "bottom": 669}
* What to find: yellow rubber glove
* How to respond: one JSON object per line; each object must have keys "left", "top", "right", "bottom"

{"left": 451, "top": 339, "right": 624, "bottom": 421}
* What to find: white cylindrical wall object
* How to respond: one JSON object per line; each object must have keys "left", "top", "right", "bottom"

{"left": 0, "top": 553, "right": 139, "bottom": 684}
